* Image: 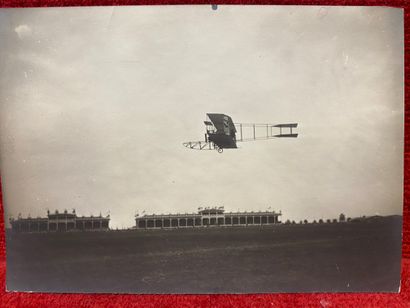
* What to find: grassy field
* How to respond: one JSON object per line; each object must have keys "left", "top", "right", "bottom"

{"left": 5, "top": 216, "right": 402, "bottom": 294}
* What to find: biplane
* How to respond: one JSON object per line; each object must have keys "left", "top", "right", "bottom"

{"left": 183, "top": 113, "right": 298, "bottom": 153}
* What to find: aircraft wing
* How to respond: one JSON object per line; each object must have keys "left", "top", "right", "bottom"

{"left": 273, "top": 123, "right": 298, "bottom": 128}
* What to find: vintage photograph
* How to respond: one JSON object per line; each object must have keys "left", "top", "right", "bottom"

{"left": 0, "top": 5, "right": 404, "bottom": 293}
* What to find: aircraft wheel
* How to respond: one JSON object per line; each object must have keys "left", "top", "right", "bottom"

{"left": 217, "top": 148, "right": 223, "bottom": 153}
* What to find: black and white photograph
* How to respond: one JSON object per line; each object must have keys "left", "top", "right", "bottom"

{"left": 0, "top": 5, "right": 404, "bottom": 293}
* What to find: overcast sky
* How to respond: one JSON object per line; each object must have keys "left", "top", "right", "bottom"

{"left": 0, "top": 6, "right": 404, "bottom": 228}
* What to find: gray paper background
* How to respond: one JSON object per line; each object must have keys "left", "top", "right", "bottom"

{"left": 0, "top": 6, "right": 404, "bottom": 228}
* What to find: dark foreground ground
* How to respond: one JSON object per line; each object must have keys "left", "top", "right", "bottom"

{"left": 5, "top": 216, "right": 402, "bottom": 294}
